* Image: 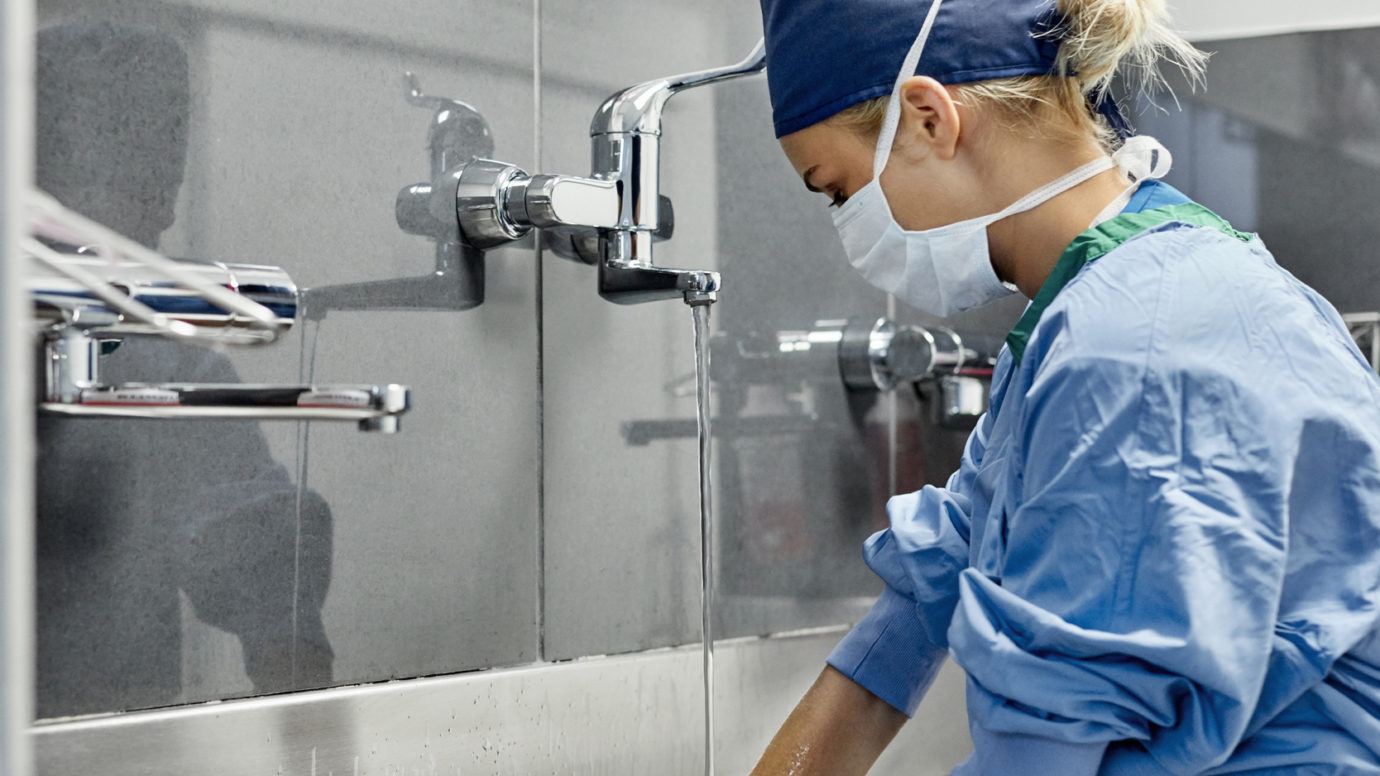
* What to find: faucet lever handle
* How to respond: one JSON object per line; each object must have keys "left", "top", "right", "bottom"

{"left": 590, "top": 39, "right": 767, "bottom": 136}
{"left": 665, "top": 38, "right": 767, "bottom": 96}
{"left": 403, "top": 72, "right": 448, "bottom": 112}
{"left": 401, "top": 72, "right": 496, "bottom": 167}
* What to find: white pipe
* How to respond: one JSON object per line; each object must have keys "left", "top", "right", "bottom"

{"left": 2, "top": 0, "right": 36, "bottom": 773}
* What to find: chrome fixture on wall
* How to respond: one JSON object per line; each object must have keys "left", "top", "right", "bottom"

{"left": 622, "top": 318, "right": 981, "bottom": 446}
{"left": 27, "top": 192, "right": 412, "bottom": 432}
{"left": 926, "top": 374, "right": 990, "bottom": 430}
{"left": 718, "top": 318, "right": 969, "bottom": 393}
{"left": 400, "top": 41, "right": 769, "bottom": 307}
{"left": 306, "top": 73, "right": 496, "bottom": 318}
{"left": 838, "top": 319, "right": 964, "bottom": 392}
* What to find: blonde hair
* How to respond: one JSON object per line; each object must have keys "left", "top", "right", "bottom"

{"left": 835, "top": 0, "right": 1208, "bottom": 149}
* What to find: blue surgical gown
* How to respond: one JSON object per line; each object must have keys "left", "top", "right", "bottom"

{"left": 828, "top": 180, "right": 1380, "bottom": 773}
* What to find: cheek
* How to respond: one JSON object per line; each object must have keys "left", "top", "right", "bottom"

{"left": 878, "top": 163, "right": 979, "bottom": 231}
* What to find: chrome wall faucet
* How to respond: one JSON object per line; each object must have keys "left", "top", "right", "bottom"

{"left": 441, "top": 41, "right": 768, "bottom": 306}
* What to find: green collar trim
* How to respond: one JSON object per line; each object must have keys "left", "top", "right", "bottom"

{"left": 1006, "top": 203, "right": 1254, "bottom": 365}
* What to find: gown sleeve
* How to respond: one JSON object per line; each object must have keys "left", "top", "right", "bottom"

{"left": 826, "top": 353, "right": 1012, "bottom": 716}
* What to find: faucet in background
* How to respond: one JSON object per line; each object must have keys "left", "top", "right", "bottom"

{"left": 408, "top": 40, "right": 769, "bottom": 307}
{"left": 622, "top": 318, "right": 992, "bottom": 445}
{"left": 305, "top": 73, "right": 496, "bottom": 319}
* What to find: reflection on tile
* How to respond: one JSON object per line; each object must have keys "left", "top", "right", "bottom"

{"left": 303, "top": 296, "right": 539, "bottom": 684}
{"left": 1135, "top": 29, "right": 1380, "bottom": 317}
{"left": 540, "top": 2, "right": 736, "bottom": 659}
{"left": 711, "top": 75, "right": 896, "bottom": 638}
{"left": 36, "top": 339, "right": 323, "bottom": 717}
{"left": 34, "top": 0, "right": 538, "bottom": 716}
{"left": 541, "top": 0, "right": 918, "bottom": 657}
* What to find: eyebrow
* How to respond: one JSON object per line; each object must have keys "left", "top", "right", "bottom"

{"left": 802, "top": 165, "right": 822, "bottom": 194}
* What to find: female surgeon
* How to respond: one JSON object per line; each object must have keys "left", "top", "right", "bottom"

{"left": 749, "top": 0, "right": 1380, "bottom": 774}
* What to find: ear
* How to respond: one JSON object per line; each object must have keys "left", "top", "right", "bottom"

{"left": 894, "top": 76, "right": 961, "bottom": 161}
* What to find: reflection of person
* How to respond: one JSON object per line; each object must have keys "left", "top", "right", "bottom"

{"left": 35, "top": 21, "right": 333, "bottom": 717}
{"left": 752, "top": 0, "right": 1380, "bottom": 774}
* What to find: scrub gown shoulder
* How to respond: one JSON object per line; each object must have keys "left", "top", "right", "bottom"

{"left": 828, "top": 180, "right": 1380, "bottom": 774}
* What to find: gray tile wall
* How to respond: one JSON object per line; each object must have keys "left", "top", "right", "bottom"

{"left": 30, "top": 0, "right": 982, "bottom": 728}
{"left": 34, "top": 0, "right": 539, "bottom": 716}
{"left": 538, "top": 0, "right": 720, "bottom": 658}
{"left": 1134, "top": 28, "right": 1380, "bottom": 317}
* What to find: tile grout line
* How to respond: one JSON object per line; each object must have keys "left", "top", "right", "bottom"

{"left": 533, "top": 0, "right": 547, "bottom": 664}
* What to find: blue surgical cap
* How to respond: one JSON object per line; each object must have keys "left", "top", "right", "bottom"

{"left": 760, "top": 0, "right": 1065, "bottom": 137}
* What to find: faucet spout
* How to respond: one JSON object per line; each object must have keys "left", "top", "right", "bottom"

{"left": 598, "top": 260, "right": 720, "bottom": 306}
{"left": 578, "top": 40, "right": 765, "bottom": 305}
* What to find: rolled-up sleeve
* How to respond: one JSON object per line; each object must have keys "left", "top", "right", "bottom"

{"left": 827, "top": 368, "right": 1005, "bottom": 716}
{"left": 827, "top": 586, "right": 946, "bottom": 716}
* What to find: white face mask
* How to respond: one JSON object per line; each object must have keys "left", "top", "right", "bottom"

{"left": 830, "top": 0, "right": 1172, "bottom": 317}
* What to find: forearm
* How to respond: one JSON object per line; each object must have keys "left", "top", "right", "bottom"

{"left": 751, "top": 666, "right": 907, "bottom": 776}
